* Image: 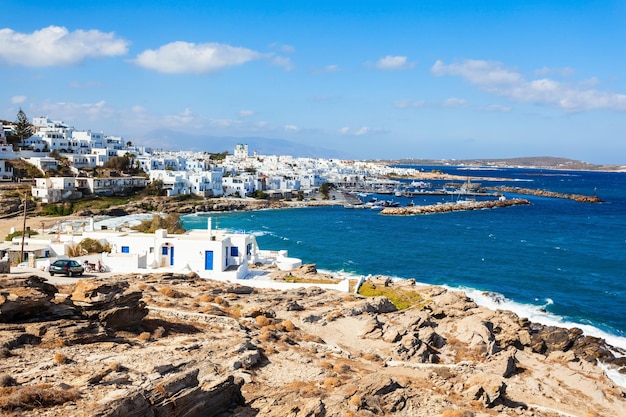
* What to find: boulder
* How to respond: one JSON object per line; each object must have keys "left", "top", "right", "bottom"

{"left": 71, "top": 279, "right": 147, "bottom": 330}
{"left": 0, "top": 276, "right": 59, "bottom": 322}
{"left": 342, "top": 296, "right": 397, "bottom": 316}
{"left": 91, "top": 371, "right": 245, "bottom": 417}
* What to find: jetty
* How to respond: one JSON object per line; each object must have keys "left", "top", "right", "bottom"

{"left": 380, "top": 198, "right": 530, "bottom": 215}
{"left": 489, "top": 186, "right": 604, "bottom": 203}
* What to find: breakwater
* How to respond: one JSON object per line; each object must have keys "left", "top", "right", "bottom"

{"left": 380, "top": 198, "right": 530, "bottom": 215}
{"left": 490, "top": 186, "right": 604, "bottom": 203}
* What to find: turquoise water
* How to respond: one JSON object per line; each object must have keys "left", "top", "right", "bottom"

{"left": 182, "top": 167, "right": 626, "bottom": 348}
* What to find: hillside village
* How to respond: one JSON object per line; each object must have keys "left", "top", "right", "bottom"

{"left": 1, "top": 113, "right": 415, "bottom": 204}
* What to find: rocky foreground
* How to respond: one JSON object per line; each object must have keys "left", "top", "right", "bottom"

{"left": 0, "top": 268, "right": 625, "bottom": 417}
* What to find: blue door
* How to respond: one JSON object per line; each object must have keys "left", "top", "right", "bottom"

{"left": 204, "top": 251, "right": 213, "bottom": 270}
{"left": 170, "top": 246, "right": 175, "bottom": 266}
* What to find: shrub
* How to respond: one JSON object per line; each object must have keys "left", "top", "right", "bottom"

{"left": 53, "top": 353, "right": 68, "bottom": 365}
{"left": 0, "top": 375, "right": 16, "bottom": 388}
{"left": 66, "top": 243, "right": 85, "bottom": 257}
{"left": 79, "top": 237, "right": 106, "bottom": 254}
{"left": 323, "top": 377, "right": 342, "bottom": 389}
{"left": 0, "top": 386, "right": 79, "bottom": 411}
{"left": 4, "top": 230, "right": 37, "bottom": 242}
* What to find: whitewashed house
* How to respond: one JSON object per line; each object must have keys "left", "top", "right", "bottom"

{"left": 0, "top": 160, "right": 13, "bottom": 181}
{"left": 82, "top": 177, "right": 148, "bottom": 196}
{"left": 222, "top": 174, "right": 256, "bottom": 197}
{"left": 189, "top": 170, "right": 223, "bottom": 197}
{"left": 82, "top": 220, "right": 283, "bottom": 280}
{"left": 65, "top": 154, "right": 97, "bottom": 169}
{"left": 26, "top": 156, "right": 58, "bottom": 173}
{"left": 32, "top": 177, "right": 82, "bottom": 203}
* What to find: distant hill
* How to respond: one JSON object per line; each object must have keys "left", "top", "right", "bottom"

{"left": 384, "top": 156, "right": 622, "bottom": 171}
{"left": 137, "top": 129, "right": 351, "bottom": 159}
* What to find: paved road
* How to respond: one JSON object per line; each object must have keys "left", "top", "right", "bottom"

{"left": 5, "top": 265, "right": 118, "bottom": 286}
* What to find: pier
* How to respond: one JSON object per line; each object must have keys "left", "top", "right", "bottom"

{"left": 489, "top": 186, "right": 604, "bottom": 203}
{"left": 380, "top": 198, "right": 530, "bottom": 215}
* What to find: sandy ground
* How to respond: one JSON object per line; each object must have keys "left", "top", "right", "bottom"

{"left": 0, "top": 214, "right": 84, "bottom": 241}
{"left": 0, "top": 214, "right": 120, "bottom": 286}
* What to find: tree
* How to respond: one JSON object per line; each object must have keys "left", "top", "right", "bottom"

{"left": 6, "top": 108, "right": 33, "bottom": 149}
{"left": 104, "top": 155, "right": 130, "bottom": 171}
{"left": 14, "top": 108, "right": 32, "bottom": 141}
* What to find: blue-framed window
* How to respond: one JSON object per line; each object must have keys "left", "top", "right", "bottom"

{"left": 230, "top": 246, "right": 239, "bottom": 257}
{"left": 162, "top": 246, "right": 168, "bottom": 255}
{"left": 121, "top": 246, "right": 129, "bottom": 253}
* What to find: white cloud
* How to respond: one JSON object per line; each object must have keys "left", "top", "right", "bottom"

{"left": 312, "top": 64, "right": 340, "bottom": 75}
{"left": 11, "top": 96, "right": 26, "bottom": 104}
{"left": 283, "top": 124, "right": 299, "bottom": 132}
{"left": 338, "top": 126, "right": 385, "bottom": 136}
{"left": 534, "top": 66, "right": 575, "bottom": 77}
{"left": 239, "top": 110, "right": 254, "bottom": 117}
{"left": 271, "top": 55, "right": 295, "bottom": 71}
{"left": 134, "top": 41, "right": 264, "bottom": 74}
{"left": 431, "top": 59, "right": 626, "bottom": 112}
{"left": 375, "top": 55, "right": 415, "bottom": 70}
{"left": 30, "top": 100, "right": 115, "bottom": 126}
{"left": 442, "top": 98, "right": 468, "bottom": 108}
{"left": 481, "top": 104, "right": 511, "bottom": 112}
{"left": 0, "top": 26, "right": 129, "bottom": 66}
{"left": 269, "top": 42, "right": 296, "bottom": 53}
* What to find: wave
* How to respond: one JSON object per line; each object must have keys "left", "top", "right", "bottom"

{"left": 317, "top": 267, "right": 626, "bottom": 352}
{"left": 460, "top": 287, "right": 626, "bottom": 352}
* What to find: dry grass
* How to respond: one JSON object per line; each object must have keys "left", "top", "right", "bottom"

{"left": 0, "top": 385, "right": 79, "bottom": 411}
{"left": 279, "top": 275, "right": 341, "bottom": 285}
{"left": 157, "top": 286, "right": 184, "bottom": 298}
{"left": 357, "top": 280, "right": 424, "bottom": 310}
{"left": 441, "top": 411, "right": 475, "bottom": 417}
{"left": 137, "top": 332, "right": 151, "bottom": 341}
{"left": 284, "top": 380, "right": 323, "bottom": 398}
{"left": 276, "top": 319, "right": 295, "bottom": 332}
{"left": 255, "top": 315, "right": 273, "bottom": 327}
{"left": 302, "top": 334, "right": 325, "bottom": 344}
{"left": 194, "top": 294, "right": 214, "bottom": 303}
{"left": 323, "top": 376, "right": 342, "bottom": 389}
{"left": 53, "top": 353, "right": 68, "bottom": 365}
{"left": 213, "top": 296, "right": 230, "bottom": 307}
{"left": 360, "top": 352, "right": 383, "bottom": 362}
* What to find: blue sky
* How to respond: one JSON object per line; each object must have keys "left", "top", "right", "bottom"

{"left": 2, "top": 1, "right": 625, "bottom": 164}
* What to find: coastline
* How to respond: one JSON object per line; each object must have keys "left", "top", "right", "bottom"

{"left": 3, "top": 210, "right": 625, "bottom": 390}
{"left": 2, "top": 268, "right": 625, "bottom": 416}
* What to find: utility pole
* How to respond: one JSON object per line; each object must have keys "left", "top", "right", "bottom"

{"left": 20, "top": 194, "right": 27, "bottom": 264}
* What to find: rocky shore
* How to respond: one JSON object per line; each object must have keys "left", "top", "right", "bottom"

{"left": 0, "top": 268, "right": 624, "bottom": 416}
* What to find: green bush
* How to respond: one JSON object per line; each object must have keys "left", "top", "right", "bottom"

{"left": 79, "top": 238, "right": 110, "bottom": 254}
{"left": 5, "top": 230, "right": 38, "bottom": 241}
{"left": 41, "top": 202, "right": 73, "bottom": 216}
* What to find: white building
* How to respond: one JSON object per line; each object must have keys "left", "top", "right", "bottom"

{"left": 32, "top": 177, "right": 81, "bottom": 203}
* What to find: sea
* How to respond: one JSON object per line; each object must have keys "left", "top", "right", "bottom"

{"left": 180, "top": 166, "right": 626, "bottom": 361}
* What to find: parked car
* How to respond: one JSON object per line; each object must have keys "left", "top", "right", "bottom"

{"left": 49, "top": 259, "right": 84, "bottom": 277}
